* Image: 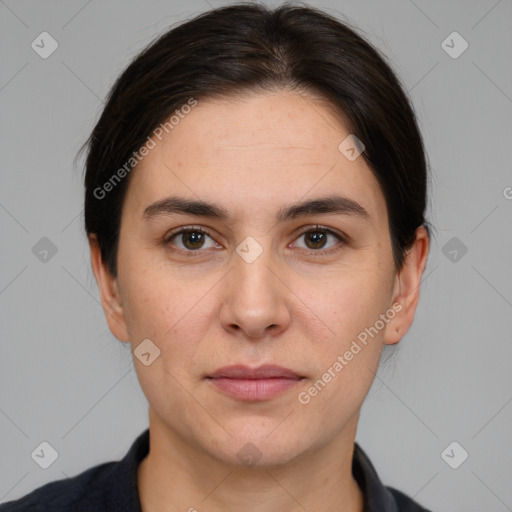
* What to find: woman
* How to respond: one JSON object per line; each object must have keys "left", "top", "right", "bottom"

{"left": 0, "top": 3, "right": 432, "bottom": 511}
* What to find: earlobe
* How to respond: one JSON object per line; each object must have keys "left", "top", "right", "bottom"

{"left": 88, "top": 234, "right": 130, "bottom": 342}
{"left": 384, "top": 226, "right": 430, "bottom": 345}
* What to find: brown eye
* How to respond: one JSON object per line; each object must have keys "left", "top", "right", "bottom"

{"left": 293, "top": 226, "right": 345, "bottom": 254}
{"left": 165, "top": 228, "right": 217, "bottom": 252}
{"left": 303, "top": 230, "right": 328, "bottom": 250}
{"left": 180, "top": 231, "right": 206, "bottom": 250}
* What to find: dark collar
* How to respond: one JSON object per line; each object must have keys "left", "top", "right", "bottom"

{"left": 106, "top": 429, "right": 408, "bottom": 512}
{"left": 352, "top": 442, "right": 401, "bottom": 512}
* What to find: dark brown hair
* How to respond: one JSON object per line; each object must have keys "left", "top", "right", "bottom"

{"left": 82, "top": 2, "right": 432, "bottom": 276}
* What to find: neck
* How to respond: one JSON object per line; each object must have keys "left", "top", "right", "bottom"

{"left": 137, "top": 409, "right": 364, "bottom": 512}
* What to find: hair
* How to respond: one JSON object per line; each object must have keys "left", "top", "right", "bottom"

{"left": 82, "top": 1, "right": 432, "bottom": 277}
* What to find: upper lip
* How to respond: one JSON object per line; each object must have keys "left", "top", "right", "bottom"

{"left": 208, "top": 364, "right": 302, "bottom": 379}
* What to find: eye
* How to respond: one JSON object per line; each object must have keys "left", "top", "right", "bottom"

{"left": 292, "top": 225, "right": 346, "bottom": 255}
{"left": 163, "top": 225, "right": 346, "bottom": 255}
{"left": 164, "top": 227, "right": 218, "bottom": 252}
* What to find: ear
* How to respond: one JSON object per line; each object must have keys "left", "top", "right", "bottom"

{"left": 88, "top": 234, "right": 130, "bottom": 343}
{"left": 384, "top": 225, "right": 430, "bottom": 345}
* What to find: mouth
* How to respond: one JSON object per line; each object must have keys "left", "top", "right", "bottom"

{"left": 206, "top": 364, "right": 305, "bottom": 401}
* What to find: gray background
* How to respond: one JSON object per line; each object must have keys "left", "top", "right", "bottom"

{"left": 1, "top": 0, "right": 511, "bottom": 510}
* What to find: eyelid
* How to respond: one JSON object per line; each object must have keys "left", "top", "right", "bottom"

{"left": 163, "top": 225, "right": 217, "bottom": 245}
{"left": 294, "top": 224, "right": 347, "bottom": 242}
{"left": 164, "top": 225, "right": 210, "bottom": 239}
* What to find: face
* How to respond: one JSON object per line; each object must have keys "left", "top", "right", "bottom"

{"left": 91, "top": 90, "right": 428, "bottom": 468}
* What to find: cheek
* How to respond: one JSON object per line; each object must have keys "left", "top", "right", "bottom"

{"left": 296, "top": 266, "right": 392, "bottom": 400}
{"left": 296, "top": 280, "right": 388, "bottom": 432}
{"left": 303, "top": 265, "right": 391, "bottom": 346}
{"left": 120, "top": 275, "right": 173, "bottom": 341}
{"left": 117, "top": 245, "right": 182, "bottom": 335}
{"left": 118, "top": 258, "right": 220, "bottom": 369}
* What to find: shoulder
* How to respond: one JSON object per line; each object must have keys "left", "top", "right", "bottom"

{"left": 0, "top": 460, "right": 115, "bottom": 511}
{"left": 387, "top": 486, "right": 433, "bottom": 512}
{"left": 0, "top": 428, "right": 148, "bottom": 512}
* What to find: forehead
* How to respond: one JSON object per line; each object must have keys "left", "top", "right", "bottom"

{"left": 124, "top": 90, "right": 387, "bottom": 227}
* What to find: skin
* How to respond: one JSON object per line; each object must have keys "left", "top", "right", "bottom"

{"left": 89, "top": 89, "right": 429, "bottom": 512}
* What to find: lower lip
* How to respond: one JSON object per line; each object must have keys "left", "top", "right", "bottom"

{"left": 208, "top": 377, "right": 302, "bottom": 401}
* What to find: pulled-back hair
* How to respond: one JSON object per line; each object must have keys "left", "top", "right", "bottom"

{"left": 83, "top": 2, "right": 432, "bottom": 276}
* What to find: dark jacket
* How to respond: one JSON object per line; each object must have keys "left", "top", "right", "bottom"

{"left": 0, "top": 429, "right": 432, "bottom": 511}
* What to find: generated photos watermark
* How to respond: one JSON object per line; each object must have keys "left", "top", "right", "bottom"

{"left": 298, "top": 301, "right": 403, "bottom": 405}
{"left": 93, "top": 97, "right": 198, "bottom": 200}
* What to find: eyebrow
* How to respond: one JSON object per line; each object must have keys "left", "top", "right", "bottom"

{"left": 142, "top": 194, "right": 371, "bottom": 223}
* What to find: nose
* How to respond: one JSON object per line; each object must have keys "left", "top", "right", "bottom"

{"left": 219, "top": 241, "right": 291, "bottom": 340}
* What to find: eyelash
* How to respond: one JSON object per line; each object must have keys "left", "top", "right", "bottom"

{"left": 163, "top": 225, "right": 347, "bottom": 256}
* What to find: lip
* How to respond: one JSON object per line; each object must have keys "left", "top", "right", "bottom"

{"left": 208, "top": 364, "right": 302, "bottom": 379}
{"left": 207, "top": 364, "right": 304, "bottom": 401}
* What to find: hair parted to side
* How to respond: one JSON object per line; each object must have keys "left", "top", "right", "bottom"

{"left": 82, "top": 1, "right": 432, "bottom": 277}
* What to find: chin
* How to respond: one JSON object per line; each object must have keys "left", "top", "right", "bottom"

{"left": 205, "top": 426, "right": 310, "bottom": 469}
